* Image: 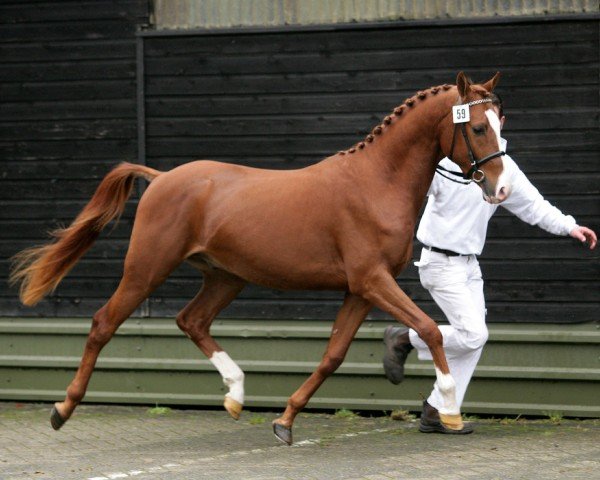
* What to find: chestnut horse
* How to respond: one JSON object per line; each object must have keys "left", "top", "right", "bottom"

{"left": 11, "top": 72, "right": 509, "bottom": 445}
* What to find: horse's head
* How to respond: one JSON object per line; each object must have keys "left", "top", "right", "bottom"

{"left": 441, "top": 72, "right": 510, "bottom": 204}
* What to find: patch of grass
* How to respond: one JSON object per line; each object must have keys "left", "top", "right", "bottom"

{"left": 248, "top": 414, "right": 266, "bottom": 425}
{"left": 389, "top": 428, "right": 418, "bottom": 435}
{"left": 543, "top": 411, "right": 563, "bottom": 424}
{"left": 147, "top": 405, "right": 172, "bottom": 416}
{"left": 318, "top": 434, "right": 336, "bottom": 447}
{"left": 334, "top": 408, "right": 359, "bottom": 420}
{"left": 499, "top": 415, "right": 523, "bottom": 425}
{"left": 462, "top": 413, "right": 480, "bottom": 422}
{"left": 390, "top": 409, "right": 416, "bottom": 422}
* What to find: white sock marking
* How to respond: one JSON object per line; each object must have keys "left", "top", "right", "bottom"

{"left": 210, "top": 351, "right": 245, "bottom": 404}
{"left": 434, "top": 367, "right": 459, "bottom": 415}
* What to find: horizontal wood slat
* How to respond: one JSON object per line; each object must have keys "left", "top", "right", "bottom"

{"left": 144, "top": 22, "right": 596, "bottom": 54}
{"left": 1, "top": 298, "right": 597, "bottom": 324}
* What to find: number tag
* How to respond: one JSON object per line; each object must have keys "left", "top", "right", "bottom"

{"left": 452, "top": 105, "right": 470, "bottom": 124}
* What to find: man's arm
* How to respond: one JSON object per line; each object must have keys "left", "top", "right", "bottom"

{"left": 500, "top": 156, "right": 596, "bottom": 249}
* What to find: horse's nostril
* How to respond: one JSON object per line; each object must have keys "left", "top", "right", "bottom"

{"left": 496, "top": 185, "right": 508, "bottom": 201}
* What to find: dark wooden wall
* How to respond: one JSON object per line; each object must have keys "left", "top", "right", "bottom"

{"left": 1, "top": 5, "right": 598, "bottom": 323}
{"left": 0, "top": 0, "right": 149, "bottom": 316}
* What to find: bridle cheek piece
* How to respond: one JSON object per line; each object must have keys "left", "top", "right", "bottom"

{"left": 437, "top": 98, "right": 505, "bottom": 185}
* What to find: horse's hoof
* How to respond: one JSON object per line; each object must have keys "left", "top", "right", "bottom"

{"left": 439, "top": 412, "right": 464, "bottom": 431}
{"left": 224, "top": 396, "right": 242, "bottom": 420}
{"left": 50, "top": 405, "right": 66, "bottom": 431}
{"left": 272, "top": 422, "right": 293, "bottom": 445}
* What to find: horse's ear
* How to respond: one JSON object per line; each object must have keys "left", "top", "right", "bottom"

{"left": 482, "top": 71, "right": 501, "bottom": 92}
{"left": 456, "top": 71, "right": 472, "bottom": 100}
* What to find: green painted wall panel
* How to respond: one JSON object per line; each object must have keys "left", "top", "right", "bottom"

{"left": 0, "top": 318, "right": 598, "bottom": 417}
{"left": 2, "top": 368, "right": 598, "bottom": 417}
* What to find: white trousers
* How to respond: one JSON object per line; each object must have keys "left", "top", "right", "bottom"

{"left": 409, "top": 247, "right": 488, "bottom": 412}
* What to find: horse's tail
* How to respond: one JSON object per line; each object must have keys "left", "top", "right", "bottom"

{"left": 10, "top": 162, "right": 162, "bottom": 306}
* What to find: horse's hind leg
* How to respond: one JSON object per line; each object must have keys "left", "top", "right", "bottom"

{"left": 176, "top": 270, "right": 247, "bottom": 419}
{"left": 51, "top": 281, "right": 146, "bottom": 429}
{"left": 51, "top": 230, "right": 186, "bottom": 429}
{"left": 272, "top": 293, "right": 372, "bottom": 445}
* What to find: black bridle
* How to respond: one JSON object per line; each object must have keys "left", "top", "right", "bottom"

{"left": 436, "top": 98, "right": 505, "bottom": 185}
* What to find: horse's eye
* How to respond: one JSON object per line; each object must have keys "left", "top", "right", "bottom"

{"left": 472, "top": 125, "right": 486, "bottom": 136}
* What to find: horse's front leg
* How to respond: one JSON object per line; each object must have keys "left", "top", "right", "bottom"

{"left": 356, "top": 268, "right": 463, "bottom": 430}
{"left": 272, "top": 293, "right": 371, "bottom": 445}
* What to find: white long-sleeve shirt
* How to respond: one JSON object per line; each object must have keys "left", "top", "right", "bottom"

{"left": 416, "top": 139, "right": 577, "bottom": 255}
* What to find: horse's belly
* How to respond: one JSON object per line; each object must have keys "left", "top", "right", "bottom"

{"left": 203, "top": 248, "right": 349, "bottom": 291}
{"left": 245, "top": 268, "right": 348, "bottom": 291}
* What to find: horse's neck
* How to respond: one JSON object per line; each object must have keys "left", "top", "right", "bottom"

{"left": 350, "top": 96, "right": 450, "bottom": 215}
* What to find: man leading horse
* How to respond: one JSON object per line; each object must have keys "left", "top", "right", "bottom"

{"left": 383, "top": 93, "right": 597, "bottom": 434}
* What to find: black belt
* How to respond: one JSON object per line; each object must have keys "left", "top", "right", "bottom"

{"left": 424, "top": 245, "right": 467, "bottom": 257}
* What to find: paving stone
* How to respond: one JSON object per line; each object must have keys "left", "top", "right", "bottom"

{"left": 0, "top": 402, "right": 598, "bottom": 480}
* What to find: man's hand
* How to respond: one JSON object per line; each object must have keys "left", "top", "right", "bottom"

{"left": 570, "top": 226, "right": 597, "bottom": 249}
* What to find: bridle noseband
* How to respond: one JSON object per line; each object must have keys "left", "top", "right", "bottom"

{"left": 436, "top": 98, "right": 505, "bottom": 185}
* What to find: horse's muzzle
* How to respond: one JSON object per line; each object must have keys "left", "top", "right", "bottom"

{"left": 483, "top": 182, "right": 510, "bottom": 204}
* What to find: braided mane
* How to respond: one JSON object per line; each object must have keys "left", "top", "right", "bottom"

{"left": 338, "top": 83, "right": 454, "bottom": 155}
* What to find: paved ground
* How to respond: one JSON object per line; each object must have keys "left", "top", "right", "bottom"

{"left": 0, "top": 402, "right": 598, "bottom": 480}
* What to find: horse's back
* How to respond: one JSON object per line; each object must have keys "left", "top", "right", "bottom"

{"left": 135, "top": 159, "right": 349, "bottom": 290}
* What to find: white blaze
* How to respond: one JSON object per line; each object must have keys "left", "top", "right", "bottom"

{"left": 484, "top": 109, "right": 510, "bottom": 201}
{"left": 210, "top": 351, "right": 245, "bottom": 404}
{"left": 485, "top": 109, "right": 503, "bottom": 151}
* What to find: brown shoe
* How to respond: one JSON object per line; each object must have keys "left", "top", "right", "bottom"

{"left": 383, "top": 326, "right": 414, "bottom": 384}
{"left": 419, "top": 401, "right": 474, "bottom": 434}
